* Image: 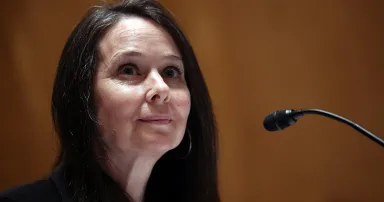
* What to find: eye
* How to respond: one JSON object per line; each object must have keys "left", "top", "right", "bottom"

{"left": 162, "top": 66, "right": 183, "bottom": 78}
{"left": 119, "top": 63, "right": 140, "bottom": 75}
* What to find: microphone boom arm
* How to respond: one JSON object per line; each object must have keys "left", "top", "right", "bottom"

{"left": 296, "top": 109, "right": 384, "bottom": 148}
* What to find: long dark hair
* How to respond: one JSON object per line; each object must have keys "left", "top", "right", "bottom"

{"left": 51, "top": 0, "right": 219, "bottom": 202}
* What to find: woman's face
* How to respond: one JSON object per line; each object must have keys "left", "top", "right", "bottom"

{"left": 94, "top": 16, "right": 191, "bottom": 156}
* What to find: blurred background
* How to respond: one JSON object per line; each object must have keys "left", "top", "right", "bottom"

{"left": 1, "top": 0, "right": 383, "bottom": 201}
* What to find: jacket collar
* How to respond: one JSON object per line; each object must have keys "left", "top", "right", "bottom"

{"left": 49, "top": 166, "right": 73, "bottom": 202}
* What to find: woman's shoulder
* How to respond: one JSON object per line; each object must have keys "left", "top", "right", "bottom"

{"left": 0, "top": 178, "right": 61, "bottom": 202}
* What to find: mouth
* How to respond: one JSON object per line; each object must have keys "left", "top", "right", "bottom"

{"left": 138, "top": 116, "right": 172, "bottom": 125}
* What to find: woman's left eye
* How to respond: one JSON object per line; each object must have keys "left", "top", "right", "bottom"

{"left": 162, "top": 66, "right": 183, "bottom": 78}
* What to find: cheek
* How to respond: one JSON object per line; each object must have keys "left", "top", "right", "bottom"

{"left": 95, "top": 81, "right": 143, "bottom": 132}
{"left": 95, "top": 82, "right": 146, "bottom": 152}
{"left": 173, "top": 91, "right": 191, "bottom": 118}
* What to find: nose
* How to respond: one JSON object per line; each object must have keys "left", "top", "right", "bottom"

{"left": 145, "top": 70, "right": 171, "bottom": 104}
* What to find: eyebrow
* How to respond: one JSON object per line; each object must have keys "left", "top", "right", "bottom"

{"left": 109, "top": 50, "right": 182, "bottom": 64}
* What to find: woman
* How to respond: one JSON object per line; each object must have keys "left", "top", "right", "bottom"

{"left": 0, "top": 0, "right": 220, "bottom": 202}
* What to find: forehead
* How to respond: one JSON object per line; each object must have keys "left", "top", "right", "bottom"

{"left": 98, "top": 16, "right": 180, "bottom": 59}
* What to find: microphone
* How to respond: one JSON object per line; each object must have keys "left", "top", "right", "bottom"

{"left": 263, "top": 109, "right": 384, "bottom": 148}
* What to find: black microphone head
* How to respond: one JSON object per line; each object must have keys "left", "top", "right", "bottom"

{"left": 263, "top": 112, "right": 280, "bottom": 131}
{"left": 263, "top": 109, "right": 303, "bottom": 131}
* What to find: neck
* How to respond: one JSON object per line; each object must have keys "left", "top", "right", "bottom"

{"left": 104, "top": 153, "right": 159, "bottom": 202}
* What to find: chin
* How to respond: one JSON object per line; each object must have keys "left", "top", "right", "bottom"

{"left": 137, "top": 132, "right": 182, "bottom": 156}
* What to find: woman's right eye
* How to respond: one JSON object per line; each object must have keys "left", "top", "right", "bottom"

{"left": 119, "top": 63, "right": 139, "bottom": 75}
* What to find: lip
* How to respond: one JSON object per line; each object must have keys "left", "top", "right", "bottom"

{"left": 138, "top": 115, "right": 172, "bottom": 124}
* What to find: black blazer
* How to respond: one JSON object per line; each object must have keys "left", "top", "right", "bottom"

{"left": 0, "top": 168, "right": 72, "bottom": 202}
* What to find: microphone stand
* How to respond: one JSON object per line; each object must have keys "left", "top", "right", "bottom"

{"left": 294, "top": 109, "right": 384, "bottom": 148}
